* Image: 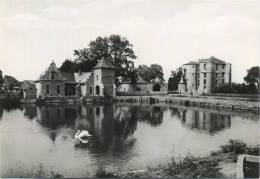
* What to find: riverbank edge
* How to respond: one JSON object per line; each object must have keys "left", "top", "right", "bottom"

{"left": 115, "top": 95, "right": 260, "bottom": 114}
{"left": 1, "top": 94, "right": 259, "bottom": 114}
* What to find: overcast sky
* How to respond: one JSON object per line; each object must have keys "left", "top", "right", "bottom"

{"left": 0, "top": 0, "right": 259, "bottom": 82}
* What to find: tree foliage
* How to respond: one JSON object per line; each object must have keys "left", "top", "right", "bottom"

{"left": 168, "top": 68, "right": 183, "bottom": 91}
{"left": 59, "top": 59, "right": 77, "bottom": 72}
{"left": 137, "top": 64, "right": 164, "bottom": 83}
{"left": 244, "top": 66, "right": 260, "bottom": 89}
{"left": 73, "top": 34, "right": 137, "bottom": 84}
{"left": 213, "top": 83, "right": 259, "bottom": 94}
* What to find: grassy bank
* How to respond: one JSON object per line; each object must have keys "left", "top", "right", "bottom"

{"left": 96, "top": 139, "right": 260, "bottom": 178}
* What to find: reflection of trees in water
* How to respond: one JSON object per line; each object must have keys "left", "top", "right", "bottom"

{"left": 84, "top": 104, "right": 138, "bottom": 155}
{"left": 23, "top": 105, "right": 37, "bottom": 120}
{"left": 135, "top": 106, "right": 165, "bottom": 127}
{"left": 0, "top": 100, "right": 21, "bottom": 113}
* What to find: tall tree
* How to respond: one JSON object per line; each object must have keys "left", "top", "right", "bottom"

{"left": 137, "top": 65, "right": 150, "bottom": 82}
{"left": 73, "top": 34, "right": 137, "bottom": 84}
{"left": 244, "top": 66, "right": 260, "bottom": 89}
{"left": 168, "top": 67, "right": 183, "bottom": 91}
{"left": 137, "top": 64, "right": 164, "bottom": 82}
{"left": 150, "top": 64, "right": 164, "bottom": 82}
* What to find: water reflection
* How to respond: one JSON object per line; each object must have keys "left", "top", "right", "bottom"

{"left": 23, "top": 105, "right": 37, "bottom": 120}
{"left": 0, "top": 102, "right": 259, "bottom": 177}
{"left": 170, "top": 107, "right": 231, "bottom": 134}
{"left": 37, "top": 104, "right": 78, "bottom": 130}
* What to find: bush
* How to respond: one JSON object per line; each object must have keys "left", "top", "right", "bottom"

{"left": 213, "top": 83, "right": 259, "bottom": 94}
{"left": 219, "top": 139, "right": 260, "bottom": 156}
{"left": 164, "top": 153, "right": 222, "bottom": 178}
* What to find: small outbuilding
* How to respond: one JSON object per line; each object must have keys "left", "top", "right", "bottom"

{"left": 21, "top": 80, "right": 37, "bottom": 99}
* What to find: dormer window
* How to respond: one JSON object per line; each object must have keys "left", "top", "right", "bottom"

{"left": 204, "top": 63, "right": 206, "bottom": 69}
{"left": 51, "top": 72, "right": 54, "bottom": 80}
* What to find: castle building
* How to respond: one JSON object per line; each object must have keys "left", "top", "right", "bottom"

{"left": 85, "top": 58, "right": 116, "bottom": 98}
{"left": 178, "top": 56, "right": 231, "bottom": 95}
{"left": 36, "top": 58, "right": 116, "bottom": 99}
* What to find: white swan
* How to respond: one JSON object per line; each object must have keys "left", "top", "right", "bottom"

{"left": 75, "top": 130, "right": 92, "bottom": 140}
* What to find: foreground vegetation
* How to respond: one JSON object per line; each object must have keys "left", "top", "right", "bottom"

{"left": 96, "top": 139, "right": 260, "bottom": 178}
{"left": 2, "top": 140, "right": 259, "bottom": 178}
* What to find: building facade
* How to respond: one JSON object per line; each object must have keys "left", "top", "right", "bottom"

{"left": 36, "top": 59, "right": 116, "bottom": 99}
{"left": 21, "top": 80, "right": 37, "bottom": 99}
{"left": 85, "top": 58, "right": 116, "bottom": 98}
{"left": 178, "top": 56, "right": 232, "bottom": 95}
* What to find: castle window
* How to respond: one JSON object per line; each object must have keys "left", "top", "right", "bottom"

{"left": 204, "top": 79, "right": 206, "bottom": 85}
{"left": 57, "top": 85, "right": 60, "bottom": 94}
{"left": 46, "top": 84, "right": 49, "bottom": 94}
{"left": 51, "top": 72, "right": 54, "bottom": 80}
{"left": 204, "top": 73, "right": 206, "bottom": 78}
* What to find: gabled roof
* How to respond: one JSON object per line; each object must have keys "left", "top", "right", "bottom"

{"left": 47, "top": 61, "right": 60, "bottom": 73}
{"left": 74, "top": 72, "right": 91, "bottom": 83}
{"left": 199, "top": 56, "right": 226, "bottom": 64}
{"left": 21, "top": 80, "right": 36, "bottom": 90}
{"left": 94, "top": 58, "right": 115, "bottom": 69}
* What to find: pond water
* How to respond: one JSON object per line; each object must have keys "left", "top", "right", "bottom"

{"left": 0, "top": 103, "right": 259, "bottom": 177}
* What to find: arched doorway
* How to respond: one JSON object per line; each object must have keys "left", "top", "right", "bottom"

{"left": 153, "top": 84, "right": 161, "bottom": 91}
{"left": 95, "top": 85, "right": 100, "bottom": 95}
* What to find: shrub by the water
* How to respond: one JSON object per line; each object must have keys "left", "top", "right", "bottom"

{"left": 219, "top": 139, "right": 259, "bottom": 156}
{"left": 164, "top": 153, "right": 222, "bottom": 178}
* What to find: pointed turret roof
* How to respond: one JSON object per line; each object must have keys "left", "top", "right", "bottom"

{"left": 94, "top": 58, "right": 115, "bottom": 69}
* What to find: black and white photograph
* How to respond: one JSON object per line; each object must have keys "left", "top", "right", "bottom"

{"left": 0, "top": 0, "right": 259, "bottom": 178}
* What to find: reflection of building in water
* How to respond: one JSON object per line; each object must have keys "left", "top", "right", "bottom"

{"left": 37, "top": 105, "right": 78, "bottom": 130}
{"left": 74, "top": 104, "right": 91, "bottom": 130}
{"left": 173, "top": 107, "right": 231, "bottom": 134}
{"left": 23, "top": 105, "right": 37, "bottom": 119}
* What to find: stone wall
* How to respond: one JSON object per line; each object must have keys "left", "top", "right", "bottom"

{"left": 100, "top": 68, "right": 115, "bottom": 97}
{"left": 40, "top": 81, "right": 65, "bottom": 97}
